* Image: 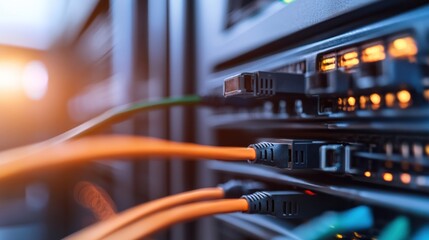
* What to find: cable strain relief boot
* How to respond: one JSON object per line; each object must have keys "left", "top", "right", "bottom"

{"left": 248, "top": 142, "right": 289, "bottom": 168}
{"left": 219, "top": 180, "right": 266, "bottom": 198}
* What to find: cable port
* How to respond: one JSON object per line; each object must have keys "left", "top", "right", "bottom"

{"left": 308, "top": 70, "right": 351, "bottom": 95}
{"left": 362, "top": 43, "right": 385, "bottom": 63}
{"left": 248, "top": 140, "right": 325, "bottom": 169}
{"left": 338, "top": 49, "right": 359, "bottom": 70}
{"left": 319, "top": 54, "right": 336, "bottom": 72}
{"left": 388, "top": 36, "right": 417, "bottom": 61}
{"left": 223, "top": 71, "right": 305, "bottom": 98}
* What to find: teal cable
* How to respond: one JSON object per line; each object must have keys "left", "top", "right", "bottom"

{"left": 50, "top": 95, "right": 202, "bottom": 143}
{"left": 378, "top": 216, "right": 410, "bottom": 240}
{"left": 292, "top": 206, "right": 373, "bottom": 240}
{"left": 413, "top": 225, "right": 429, "bottom": 240}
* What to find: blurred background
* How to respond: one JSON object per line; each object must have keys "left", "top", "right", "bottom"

{"left": 0, "top": 1, "right": 151, "bottom": 238}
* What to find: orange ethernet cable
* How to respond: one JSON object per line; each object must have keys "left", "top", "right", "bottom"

{"left": 0, "top": 135, "right": 256, "bottom": 180}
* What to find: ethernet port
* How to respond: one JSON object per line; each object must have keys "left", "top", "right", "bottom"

{"left": 307, "top": 70, "right": 350, "bottom": 95}
{"left": 360, "top": 61, "right": 383, "bottom": 77}
{"left": 318, "top": 98, "right": 335, "bottom": 114}
{"left": 356, "top": 61, "right": 383, "bottom": 89}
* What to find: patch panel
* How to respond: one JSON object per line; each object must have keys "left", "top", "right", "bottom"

{"left": 202, "top": 3, "right": 429, "bottom": 240}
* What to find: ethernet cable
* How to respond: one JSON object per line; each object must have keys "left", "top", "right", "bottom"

{"left": 51, "top": 95, "right": 202, "bottom": 143}
{"left": 0, "top": 96, "right": 203, "bottom": 166}
{"left": 50, "top": 94, "right": 259, "bottom": 143}
{"left": 0, "top": 137, "right": 342, "bottom": 180}
{"left": 378, "top": 216, "right": 410, "bottom": 240}
{"left": 413, "top": 225, "right": 429, "bottom": 240}
{"left": 66, "top": 180, "right": 264, "bottom": 240}
{"left": 0, "top": 135, "right": 256, "bottom": 180}
{"left": 104, "top": 199, "right": 249, "bottom": 240}
{"left": 0, "top": 95, "right": 260, "bottom": 165}
{"left": 102, "top": 191, "right": 322, "bottom": 240}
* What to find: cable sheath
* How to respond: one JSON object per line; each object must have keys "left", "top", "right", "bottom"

{"left": 0, "top": 135, "right": 256, "bottom": 179}
{"left": 104, "top": 199, "right": 249, "bottom": 240}
{"left": 66, "top": 187, "right": 224, "bottom": 240}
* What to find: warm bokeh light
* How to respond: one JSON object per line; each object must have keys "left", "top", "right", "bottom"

{"left": 397, "top": 90, "right": 411, "bottom": 104}
{"left": 362, "top": 44, "right": 385, "bottom": 62}
{"left": 385, "top": 93, "right": 395, "bottom": 107}
{"left": 383, "top": 172, "right": 394, "bottom": 182}
{"left": 0, "top": 61, "right": 23, "bottom": 94}
{"left": 22, "top": 61, "right": 49, "bottom": 100}
{"left": 320, "top": 55, "right": 336, "bottom": 71}
{"left": 0, "top": 60, "right": 48, "bottom": 101}
{"left": 389, "top": 36, "right": 417, "bottom": 60}
{"left": 364, "top": 171, "right": 371, "bottom": 178}
{"left": 339, "top": 50, "right": 359, "bottom": 69}
{"left": 369, "top": 93, "right": 381, "bottom": 105}
{"left": 400, "top": 173, "right": 411, "bottom": 184}
{"left": 359, "top": 96, "right": 367, "bottom": 109}
{"left": 347, "top": 96, "right": 356, "bottom": 106}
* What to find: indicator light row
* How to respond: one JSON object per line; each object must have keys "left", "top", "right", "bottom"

{"left": 319, "top": 35, "right": 418, "bottom": 72}
{"left": 362, "top": 142, "right": 429, "bottom": 185}
{"left": 337, "top": 90, "right": 412, "bottom": 111}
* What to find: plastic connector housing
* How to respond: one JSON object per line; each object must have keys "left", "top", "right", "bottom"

{"left": 248, "top": 140, "right": 325, "bottom": 169}
{"left": 219, "top": 180, "right": 266, "bottom": 199}
{"left": 223, "top": 71, "right": 305, "bottom": 98}
{"left": 242, "top": 191, "right": 335, "bottom": 219}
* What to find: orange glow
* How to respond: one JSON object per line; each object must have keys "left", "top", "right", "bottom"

{"left": 389, "top": 37, "right": 418, "bottom": 59}
{"left": 397, "top": 90, "right": 411, "bottom": 104}
{"left": 370, "top": 93, "right": 381, "bottom": 105}
{"left": 362, "top": 44, "right": 386, "bottom": 62}
{"left": 0, "top": 61, "right": 23, "bottom": 96}
{"left": 425, "top": 144, "right": 429, "bottom": 156}
{"left": 385, "top": 93, "right": 395, "bottom": 107}
{"left": 424, "top": 89, "right": 429, "bottom": 101}
{"left": 336, "top": 234, "right": 343, "bottom": 239}
{"left": 400, "top": 173, "right": 411, "bottom": 184}
{"left": 337, "top": 98, "right": 342, "bottom": 105}
{"left": 364, "top": 171, "right": 371, "bottom": 177}
{"left": 320, "top": 55, "right": 336, "bottom": 72}
{"left": 359, "top": 96, "right": 367, "bottom": 109}
{"left": 339, "top": 50, "right": 359, "bottom": 69}
{"left": 347, "top": 96, "right": 356, "bottom": 106}
{"left": 74, "top": 181, "right": 117, "bottom": 220}
{"left": 0, "top": 60, "right": 48, "bottom": 101}
{"left": 383, "top": 172, "right": 394, "bottom": 182}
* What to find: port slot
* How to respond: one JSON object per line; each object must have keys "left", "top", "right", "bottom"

{"left": 320, "top": 54, "right": 336, "bottom": 72}
{"left": 344, "top": 145, "right": 360, "bottom": 174}
{"left": 320, "top": 145, "right": 343, "bottom": 172}
{"left": 361, "top": 43, "right": 385, "bottom": 63}
{"left": 360, "top": 61, "right": 383, "bottom": 77}
{"left": 338, "top": 48, "right": 359, "bottom": 70}
{"left": 388, "top": 36, "right": 417, "bottom": 60}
